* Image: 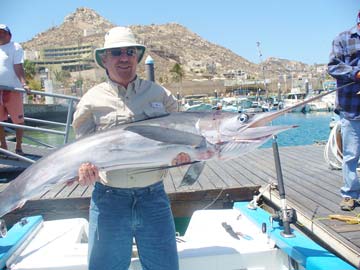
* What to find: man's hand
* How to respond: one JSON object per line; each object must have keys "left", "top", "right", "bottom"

{"left": 172, "top": 152, "right": 191, "bottom": 166}
{"left": 78, "top": 162, "right": 99, "bottom": 186}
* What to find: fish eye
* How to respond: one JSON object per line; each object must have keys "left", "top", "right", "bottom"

{"left": 238, "top": 113, "right": 249, "bottom": 123}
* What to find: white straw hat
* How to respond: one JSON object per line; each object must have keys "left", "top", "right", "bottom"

{"left": 94, "top": 27, "right": 146, "bottom": 69}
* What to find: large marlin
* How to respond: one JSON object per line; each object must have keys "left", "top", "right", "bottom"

{"left": 0, "top": 83, "right": 352, "bottom": 221}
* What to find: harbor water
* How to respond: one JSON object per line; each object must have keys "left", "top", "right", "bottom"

{"left": 262, "top": 111, "right": 336, "bottom": 148}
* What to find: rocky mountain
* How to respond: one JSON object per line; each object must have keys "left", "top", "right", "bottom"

{"left": 22, "top": 7, "right": 322, "bottom": 94}
{"left": 23, "top": 7, "right": 113, "bottom": 49}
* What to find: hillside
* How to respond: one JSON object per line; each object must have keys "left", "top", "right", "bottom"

{"left": 22, "top": 7, "right": 321, "bottom": 94}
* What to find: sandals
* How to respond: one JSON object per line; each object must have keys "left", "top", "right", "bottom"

{"left": 15, "top": 149, "right": 25, "bottom": 156}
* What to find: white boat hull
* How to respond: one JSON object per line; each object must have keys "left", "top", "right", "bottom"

{"left": 5, "top": 202, "right": 355, "bottom": 270}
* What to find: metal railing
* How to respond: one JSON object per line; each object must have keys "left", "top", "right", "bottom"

{"left": 0, "top": 85, "right": 80, "bottom": 162}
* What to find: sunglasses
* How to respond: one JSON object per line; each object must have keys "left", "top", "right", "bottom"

{"left": 107, "top": 48, "right": 137, "bottom": 57}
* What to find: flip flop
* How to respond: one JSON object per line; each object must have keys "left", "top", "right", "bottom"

{"left": 15, "top": 149, "right": 25, "bottom": 156}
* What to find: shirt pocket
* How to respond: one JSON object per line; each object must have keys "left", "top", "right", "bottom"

{"left": 96, "top": 111, "right": 129, "bottom": 129}
{"left": 143, "top": 104, "right": 168, "bottom": 118}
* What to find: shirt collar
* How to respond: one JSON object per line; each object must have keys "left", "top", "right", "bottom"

{"left": 107, "top": 75, "right": 141, "bottom": 94}
{"left": 350, "top": 25, "right": 360, "bottom": 38}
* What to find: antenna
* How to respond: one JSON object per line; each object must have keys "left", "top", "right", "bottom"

{"left": 256, "top": 42, "right": 267, "bottom": 97}
{"left": 256, "top": 41, "right": 263, "bottom": 60}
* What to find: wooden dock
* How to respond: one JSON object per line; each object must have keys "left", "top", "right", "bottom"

{"left": 1, "top": 143, "right": 359, "bottom": 267}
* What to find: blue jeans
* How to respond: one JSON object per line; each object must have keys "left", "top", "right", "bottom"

{"left": 340, "top": 115, "right": 360, "bottom": 199}
{"left": 88, "top": 181, "right": 179, "bottom": 270}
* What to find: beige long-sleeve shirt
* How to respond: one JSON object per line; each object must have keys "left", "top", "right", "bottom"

{"left": 72, "top": 76, "right": 178, "bottom": 188}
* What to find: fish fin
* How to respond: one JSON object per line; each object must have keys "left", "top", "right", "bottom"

{"left": 178, "top": 161, "right": 206, "bottom": 187}
{"left": 125, "top": 125, "right": 205, "bottom": 146}
{"left": 13, "top": 200, "right": 26, "bottom": 211}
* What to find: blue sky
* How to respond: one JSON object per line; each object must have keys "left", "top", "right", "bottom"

{"left": 2, "top": 0, "right": 358, "bottom": 65}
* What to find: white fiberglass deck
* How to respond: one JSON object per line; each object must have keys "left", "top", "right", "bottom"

{"left": 131, "top": 209, "right": 290, "bottom": 270}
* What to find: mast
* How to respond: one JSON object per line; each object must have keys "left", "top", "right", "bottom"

{"left": 256, "top": 42, "right": 267, "bottom": 98}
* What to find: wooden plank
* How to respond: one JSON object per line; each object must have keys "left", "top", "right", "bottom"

{"left": 322, "top": 219, "right": 360, "bottom": 233}
{"left": 194, "top": 165, "right": 217, "bottom": 190}
{"left": 82, "top": 185, "right": 94, "bottom": 197}
{"left": 168, "top": 186, "right": 259, "bottom": 217}
{"left": 169, "top": 166, "right": 186, "bottom": 190}
{"left": 247, "top": 148, "right": 340, "bottom": 218}
{"left": 39, "top": 183, "right": 68, "bottom": 199}
{"left": 3, "top": 197, "right": 91, "bottom": 228}
{"left": 200, "top": 165, "right": 228, "bottom": 188}
{"left": 279, "top": 146, "right": 341, "bottom": 189}
{"left": 256, "top": 147, "right": 341, "bottom": 212}
{"left": 205, "top": 161, "right": 241, "bottom": 187}
{"left": 224, "top": 158, "right": 263, "bottom": 186}
{"left": 68, "top": 183, "right": 89, "bottom": 198}
{"left": 2, "top": 186, "right": 259, "bottom": 228}
{"left": 236, "top": 152, "right": 277, "bottom": 184}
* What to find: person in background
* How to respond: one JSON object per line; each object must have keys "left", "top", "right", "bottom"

{"left": 0, "top": 24, "right": 30, "bottom": 156}
{"left": 72, "top": 26, "right": 189, "bottom": 270}
{"left": 328, "top": 12, "right": 360, "bottom": 211}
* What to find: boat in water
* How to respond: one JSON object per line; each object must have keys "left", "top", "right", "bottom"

{"left": 283, "top": 92, "right": 311, "bottom": 113}
{"left": 307, "top": 89, "right": 335, "bottom": 112}
{"left": 1, "top": 199, "right": 355, "bottom": 270}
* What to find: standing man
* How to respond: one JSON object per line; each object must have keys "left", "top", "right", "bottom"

{"left": 72, "top": 26, "right": 189, "bottom": 270}
{"left": 0, "top": 24, "right": 30, "bottom": 155}
{"left": 328, "top": 12, "right": 360, "bottom": 211}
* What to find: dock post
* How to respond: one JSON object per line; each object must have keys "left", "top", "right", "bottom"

{"left": 305, "top": 79, "right": 309, "bottom": 95}
{"left": 177, "top": 92, "right": 181, "bottom": 111}
{"left": 272, "top": 135, "right": 295, "bottom": 238}
{"left": 145, "top": 55, "right": 155, "bottom": 82}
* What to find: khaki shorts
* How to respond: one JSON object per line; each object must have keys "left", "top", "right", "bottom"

{"left": 0, "top": 91, "right": 24, "bottom": 124}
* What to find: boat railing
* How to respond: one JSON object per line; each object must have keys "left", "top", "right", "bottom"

{"left": 0, "top": 85, "right": 80, "bottom": 162}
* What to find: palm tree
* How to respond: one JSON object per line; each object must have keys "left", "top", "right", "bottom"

{"left": 170, "top": 63, "right": 184, "bottom": 96}
{"left": 24, "top": 60, "right": 36, "bottom": 81}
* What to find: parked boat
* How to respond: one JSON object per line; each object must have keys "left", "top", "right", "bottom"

{"left": 238, "top": 97, "right": 263, "bottom": 113}
{"left": 220, "top": 97, "right": 240, "bottom": 112}
{"left": 307, "top": 89, "right": 335, "bottom": 112}
{"left": 181, "top": 94, "right": 212, "bottom": 111}
{"left": 2, "top": 200, "right": 355, "bottom": 270}
{"left": 183, "top": 102, "right": 213, "bottom": 111}
{"left": 283, "top": 92, "right": 310, "bottom": 113}
{"left": 261, "top": 96, "right": 283, "bottom": 111}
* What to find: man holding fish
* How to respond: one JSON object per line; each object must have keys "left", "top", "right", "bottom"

{"left": 72, "top": 26, "right": 188, "bottom": 270}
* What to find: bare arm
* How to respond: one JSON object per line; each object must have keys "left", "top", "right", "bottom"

{"left": 13, "top": 63, "right": 30, "bottom": 93}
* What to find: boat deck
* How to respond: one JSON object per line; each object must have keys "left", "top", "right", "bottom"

{"left": 0, "top": 143, "right": 359, "bottom": 267}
